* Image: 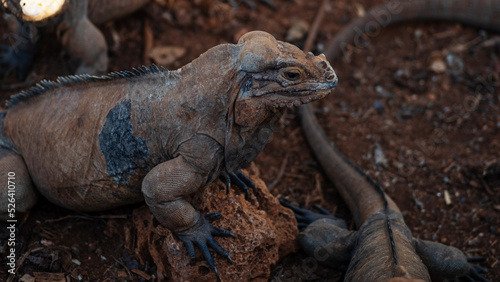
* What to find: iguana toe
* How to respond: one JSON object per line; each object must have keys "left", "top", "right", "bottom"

{"left": 280, "top": 200, "right": 347, "bottom": 228}
{"left": 176, "top": 213, "right": 234, "bottom": 279}
{"left": 220, "top": 170, "right": 256, "bottom": 200}
{"left": 464, "top": 264, "right": 488, "bottom": 282}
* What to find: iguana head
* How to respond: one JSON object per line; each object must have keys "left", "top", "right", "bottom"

{"left": 234, "top": 31, "right": 337, "bottom": 126}
{"left": 223, "top": 31, "right": 337, "bottom": 172}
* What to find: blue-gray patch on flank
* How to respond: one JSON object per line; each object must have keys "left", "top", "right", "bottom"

{"left": 99, "top": 99, "right": 149, "bottom": 185}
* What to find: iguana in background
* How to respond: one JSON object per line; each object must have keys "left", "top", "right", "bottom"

{"left": 282, "top": 0, "right": 499, "bottom": 281}
{"left": 0, "top": 0, "right": 151, "bottom": 77}
{"left": 0, "top": 31, "right": 337, "bottom": 278}
{"left": 0, "top": 0, "right": 276, "bottom": 79}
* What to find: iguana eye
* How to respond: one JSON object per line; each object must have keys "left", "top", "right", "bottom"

{"left": 281, "top": 67, "right": 303, "bottom": 81}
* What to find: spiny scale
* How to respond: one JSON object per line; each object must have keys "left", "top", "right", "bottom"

{"left": 6, "top": 64, "right": 168, "bottom": 108}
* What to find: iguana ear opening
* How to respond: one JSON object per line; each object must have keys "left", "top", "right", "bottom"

{"left": 238, "top": 31, "right": 279, "bottom": 72}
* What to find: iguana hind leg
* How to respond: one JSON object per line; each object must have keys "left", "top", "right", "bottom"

{"left": 281, "top": 202, "right": 353, "bottom": 268}
{"left": 0, "top": 148, "right": 37, "bottom": 220}
{"left": 60, "top": 17, "right": 108, "bottom": 75}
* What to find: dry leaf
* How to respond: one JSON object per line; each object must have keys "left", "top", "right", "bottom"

{"left": 148, "top": 46, "right": 186, "bottom": 66}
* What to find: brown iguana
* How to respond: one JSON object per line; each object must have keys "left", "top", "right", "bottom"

{"left": 282, "top": 0, "right": 498, "bottom": 281}
{"left": 0, "top": 31, "right": 338, "bottom": 278}
{"left": 0, "top": 0, "right": 277, "bottom": 79}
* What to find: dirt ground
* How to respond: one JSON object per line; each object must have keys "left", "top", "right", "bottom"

{"left": 0, "top": 0, "right": 498, "bottom": 281}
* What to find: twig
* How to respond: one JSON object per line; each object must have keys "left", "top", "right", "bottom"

{"left": 113, "top": 256, "right": 133, "bottom": 279}
{"left": 268, "top": 155, "right": 289, "bottom": 191}
{"left": 303, "top": 0, "right": 331, "bottom": 53}
{"left": 479, "top": 177, "right": 494, "bottom": 196}
{"left": 7, "top": 247, "right": 45, "bottom": 282}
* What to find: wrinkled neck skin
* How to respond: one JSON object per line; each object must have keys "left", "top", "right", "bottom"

{"left": 139, "top": 41, "right": 282, "bottom": 175}
{"left": 223, "top": 75, "right": 285, "bottom": 173}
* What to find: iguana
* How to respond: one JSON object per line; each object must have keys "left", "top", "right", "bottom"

{"left": 0, "top": 0, "right": 276, "bottom": 79}
{"left": 281, "top": 0, "right": 498, "bottom": 281}
{"left": 283, "top": 106, "right": 488, "bottom": 281}
{"left": 0, "top": 31, "right": 338, "bottom": 278}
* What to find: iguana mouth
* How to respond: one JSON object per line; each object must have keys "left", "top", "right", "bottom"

{"left": 258, "top": 80, "right": 338, "bottom": 98}
{"left": 266, "top": 81, "right": 338, "bottom": 108}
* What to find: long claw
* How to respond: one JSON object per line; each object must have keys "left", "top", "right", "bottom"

{"left": 206, "top": 212, "right": 222, "bottom": 221}
{"left": 211, "top": 226, "right": 236, "bottom": 238}
{"left": 219, "top": 171, "right": 231, "bottom": 194}
{"left": 280, "top": 200, "right": 344, "bottom": 227}
{"left": 313, "top": 204, "right": 332, "bottom": 215}
{"left": 279, "top": 199, "right": 306, "bottom": 214}
{"left": 179, "top": 238, "right": 196, "bottom": 265}
{"left": 231, "top": 174, "right": 250, "bottom": 199}
{"left": 468, "top": 265, "right": 489, "bottom": 282}
{"left": 208, "top": 237, "right": 233, "bottom": 264}
{"left": 175, "top": 212, "right": 234, "bottom": 280}
{"left": 195, "top": 241, "right": 218, "bottom": 277}
{"left": 235, "top": 171, "right": 257, "bottom": 192}
{"left": 294, "top": 214, "right": 307, "bottom": 222}
{"left": 220, "top": 170, "right": 256, "bottom": 200}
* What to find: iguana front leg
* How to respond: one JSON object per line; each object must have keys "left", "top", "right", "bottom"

{"left": 141, "top": 144, "right": 232, "bottom": 278}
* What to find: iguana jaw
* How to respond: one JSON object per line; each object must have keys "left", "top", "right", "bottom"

{"left": 269, "top": 85, "right": 336, "bottom": 109}
{"left": 241, "top": 73, "right": 338, "bottom": 109}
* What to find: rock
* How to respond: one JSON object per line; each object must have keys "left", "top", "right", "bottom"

{"left": 148, "top": 46, "right": 186, "bottom": 67}
{"left": 129, "top": 164, "right": 298, "bottom": 281}
{"left": 428, "top": 51, "right": 446, "bottom": 74}
{"left": 286, "top": 19, "right": 309, "bottom": 42}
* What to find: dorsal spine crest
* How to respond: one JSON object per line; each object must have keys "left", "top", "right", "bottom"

{"left": 7, "top": 64, "right": 167, "bottom": 108}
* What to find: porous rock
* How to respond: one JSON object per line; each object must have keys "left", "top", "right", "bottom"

{"left": 129, "top": 164, "right": 298, "bottom": 281}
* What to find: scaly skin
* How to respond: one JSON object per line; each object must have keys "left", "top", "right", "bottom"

{"left": 0, "top": 31, "right": 337, "bottom": 277}
{"left": 288, "top": 0, "right": 497, "bottom": 281}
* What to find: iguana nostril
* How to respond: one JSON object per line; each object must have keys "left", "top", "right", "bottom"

{"left": 325, "top": 71, "right": 336, "bottom": 82}
{"left": 319, "top": 61, "right": 329, "bottom": 69}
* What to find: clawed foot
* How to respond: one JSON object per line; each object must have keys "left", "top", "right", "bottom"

{"left": 220, "top": 170, "right": 256, "bottom": 200}
{"left": 280, "top": 200, "right": 347, "bottom": 229}
{"left": 225, "top": 0, "right": 275, "bottom": 11}
{"left": 459, "top": 257, "right": 488, "bottom": 282}
{"left": 176, "top": 212, "right": 235, "bottom": 280}
{"left": 0, "top": 44, "right": 35, "bottom": 80}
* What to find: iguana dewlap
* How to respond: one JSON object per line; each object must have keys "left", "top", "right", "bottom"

{"left": 0, "top": 31, "right": 337, "bottom": 277}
